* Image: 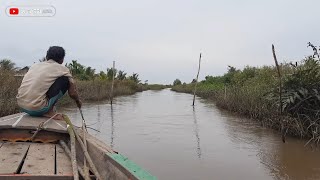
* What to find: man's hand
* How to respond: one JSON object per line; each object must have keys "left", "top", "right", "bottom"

{"left": 76, "top": 99, "right": 82, "bottom": 109}
{"left": 68, "top": 79, "right": 82, "bottom": 108}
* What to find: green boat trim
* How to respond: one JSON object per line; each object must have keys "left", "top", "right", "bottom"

{"left": 109, "top": 153, "right": 157, "bottom": 180}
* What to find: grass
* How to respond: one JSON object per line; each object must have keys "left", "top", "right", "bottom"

{"left": 172, "top": 56, "right": 320, "bottom": 144}
{"left": 143, "top": 84, "right": 169, "bottom": 90}
{"left": 0, "top": 71, "right": 148, "bottom": 117}
{"left": 0, "top": 70, "right": 21, "bottom": 117}
{"left": 58, "top": 79, "right": 145, "bottom": 106}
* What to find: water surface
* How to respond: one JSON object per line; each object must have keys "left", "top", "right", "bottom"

{"left": 63, "top": 89, "right": 320, "bottom": 180}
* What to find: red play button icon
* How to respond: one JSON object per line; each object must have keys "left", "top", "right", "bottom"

{"left": 9, "top": 8, "right": 19, "bottom": 15}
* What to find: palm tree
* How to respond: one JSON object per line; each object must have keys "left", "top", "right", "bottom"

{"left": 173, "top": 79, "right": 182, "bottom": 86}
{"left": 99, "top": 71, "right": 107, "bottom": 80}
{"left": 66, "top": 60, "right": 85, "bottom": 76}
{"left": 85, "top": 67, "right": 95, "bottom": 80}
{"left": 129, "top": 73, "right": 140, "bottom": 83}
{"left": 107, "top": 68, "right": 117, "bottom": 80}
{"left": 0, "top": 59, "right": 16, "bottom": 71}
{"left": 117, "top": 70, "right": 127, "bottom": 80}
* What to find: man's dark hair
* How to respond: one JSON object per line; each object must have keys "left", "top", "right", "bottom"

{"left": 46, "top": 46, "right": 65, "bottom": 64}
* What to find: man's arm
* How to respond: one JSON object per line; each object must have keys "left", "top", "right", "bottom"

{"left": 68, "top": 80, "right": 82, "bottom": 108}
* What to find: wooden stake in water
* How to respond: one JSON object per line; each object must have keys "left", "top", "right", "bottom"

{"left": 192, "top": 53, "right": 202, "bottom": 106}
{"left": 224, "top": 84, "right": 227, "bottom": 100}
{"left": 272, "top": 44, "right": 285, "bottom": 143}
{"left": 110, "top": 61, "right": 115, "bottom": 105}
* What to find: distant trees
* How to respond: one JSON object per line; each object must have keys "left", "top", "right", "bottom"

{"left": 106, "top": 68, "right": 117, "bottom": 80}
{"left": 128, "top": 73, "right": 140, "bottom": 83}
{"left": 117, "top": 70, "right": 127, "bottom": 80}
{"left": 173, "top": 79, "right": 182, "bottom": 86}
{"left": 85, "top": 67, "right": 95, "bottom": 79}
{"left": 99, "top": 71, "right": 107, "bottom": 80}
{"left": 0, "top": 58, "right": 142, "bottom": 84}
{"left": 0, "top": 59, "right": 16, "bottom": 71}
{"left": 65, "top": 60, "right": 94, "bottom": 80}
{"left": 65, "top": 60, "right": 141, "bottom": 83}
{"left": 66, "top": 60, "right": 84, "bottom": 77}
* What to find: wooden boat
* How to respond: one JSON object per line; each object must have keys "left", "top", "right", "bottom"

{"left": 0, "top": 113, "right": 157, "bottom": 180}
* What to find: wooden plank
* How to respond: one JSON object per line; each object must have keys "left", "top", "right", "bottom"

{"left": 0, "top": 113, "right": 24, "bottom": 121}
{"left": 0, "top": 175, "right": 73, "bottom": 180}
{"left": 13, "top": 115, "right": 46, "bottom": 130}
{"left": 21, "top": 143, "right": 55, "bottom": 175}
{"left": 0, "top": 129, "right": 68, "bottom": 143}
{"left": 0, "top": 113, "right": 25, "bottom": 129}
{"left": 56, "top": 144, "right": 73, "bottom": 176}
{"left": 0, "top": 142, "right": 30, "bottom": 174}
{"left": 14, "top": 115, "right": 67, "bottom": 133}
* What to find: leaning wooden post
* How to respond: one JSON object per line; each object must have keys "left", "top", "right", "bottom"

{"left": 192, "top": 53, "right": 202, "bottom": 106}
{"left": 63, "top": 115, "right": 103, "bottom": 180}
{"left": 272, "top": 44, "right": 285, "bottom": 143}
{"left": 110, "top": 61, "right": 116, "bottom": 105}
{"left": 65, "top": 118, "right": 79, "bottom": 180}
{"left": 59, "top": 140, "right": 88, "bottom": 180}
{"left": 79, "top": 109, "right": 90, "bottom": 180}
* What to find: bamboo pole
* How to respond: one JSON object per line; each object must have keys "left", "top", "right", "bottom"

{"left": 63, "top": 115, "right": 103, "bottom": 180}
{"left": 192, "top": 53, "right": 202, "bottom": 106}
{"left": 272, "top": 44, "right": 285, "bottom": 143}
{"left": 82, "top": 131, "right": 89, "bottom": 180}
{"left": 59, "top": 140, "right": 88, "bottom": 180}
{"left": 110, "top": 61, "right": 115, "bottom": 105}
{"left": 79, "top": 109, "right": 90, "bottom": 180}
{"left": 65, "top": 121, "right": 79, "bottom": 180}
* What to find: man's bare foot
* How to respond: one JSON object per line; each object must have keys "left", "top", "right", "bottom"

{"left": 43, "top": 111, "right": 64, "bottom": 120}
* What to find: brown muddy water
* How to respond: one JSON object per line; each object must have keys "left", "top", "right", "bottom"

{"left": 62, "top": 89, "right": 320, "bottom": 180}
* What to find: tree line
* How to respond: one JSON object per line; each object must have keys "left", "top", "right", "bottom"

{"left": 172, "top": 42, "right": 320, "bottom": 143}
{"left": 0, "top": 59, "right": 141, "bottom": 84}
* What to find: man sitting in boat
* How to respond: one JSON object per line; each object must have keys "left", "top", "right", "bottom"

{"left": 16, "top": 46, "right": 82, "bottom": 120}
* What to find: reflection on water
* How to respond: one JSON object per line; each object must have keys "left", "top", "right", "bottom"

{"left": 62, "top": 89, "right": 320, "bottom": 180}
{"left": 192, "top": 106, "right": 201, "bottom": 159}
{"left": 110, "top": 105, "right": 115, "bottom": 148}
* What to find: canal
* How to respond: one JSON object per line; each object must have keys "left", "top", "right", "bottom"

{"left": 63, "top": 89, "right": 320, "bottom": 180}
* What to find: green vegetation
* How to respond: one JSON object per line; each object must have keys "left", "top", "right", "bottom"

{"left": 58, "top": 79, "right": 145, "bottom": 106}
{"left": 143, "top": 84, "right": 169, "bottom": 90}
{"left": 172, "top": 44, "right": 320, "bottom": 143}
{"left": 0, "top": 59, "right": 148, "bottom": 117}
{"left": 0, "top": 59, "right": 16, "bottom": 71}
{"left": 0, "top": 69, "right": 21, "bottom": 117}
{"left": 173, "top": 79, "right": 182, "bottom": 86}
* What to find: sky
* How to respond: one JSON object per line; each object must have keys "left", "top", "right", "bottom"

{"left": 1, "top": 0, "right": 320, "bottom": 84}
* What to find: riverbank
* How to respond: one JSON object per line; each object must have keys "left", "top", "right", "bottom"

{"left": 0, "top": 70, "right": 154, "bottom": 117}
{"left": 172, "top": 56, "right": 320, "bottom": 144}
{"left": 58, "top": 79, "right": 148, "bottom": 106}
{"left": 58, "top": 82, "right": 168, "bottom": 106}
